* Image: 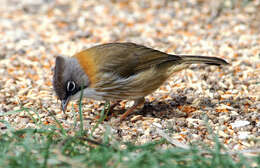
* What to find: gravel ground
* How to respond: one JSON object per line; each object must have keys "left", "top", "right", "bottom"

{"left": 0, "top": 0, "right": 259, "bottom": 151}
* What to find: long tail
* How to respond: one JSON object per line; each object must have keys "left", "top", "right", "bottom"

{"left": 176, "top": 55, "right": 229, "bottom": 66}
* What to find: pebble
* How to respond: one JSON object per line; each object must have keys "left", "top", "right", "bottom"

{"left": 256, "top": 122, "right": 260, "bottom": 128}
{"left": 238, "top": 132, "right": 251, "bottom": 140}
{"left": 256, "top": 103, "right": 260, "bottom": 110}
{"left": 230, "top": 120, "right": 250, "bottom": 128}
{"left": 130, "top": 115, "right": 143, "bottom": 122}
{"left": 218, "top": 130, "right": 229, "bottom": 138}
{"left": 152, "top": 122, "right": 162, "bottom": 128}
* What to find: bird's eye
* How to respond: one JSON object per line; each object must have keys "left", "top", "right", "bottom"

{"left": 67, "top": 81, "right": 76, "bottom": 92}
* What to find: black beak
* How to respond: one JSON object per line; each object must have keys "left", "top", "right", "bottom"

{"left": 61, "top": 97, "right": 70, "bottom": 113}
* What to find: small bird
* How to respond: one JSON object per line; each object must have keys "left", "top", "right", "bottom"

{"left": 53, "top": 42, "right": 229, "bottom": 121}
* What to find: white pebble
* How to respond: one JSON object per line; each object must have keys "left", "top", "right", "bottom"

{"left": 238, "top": 132, "right": 250, "bottom": 140}
{"left": 230, "top": 120, "right": 250, "bottom": 128}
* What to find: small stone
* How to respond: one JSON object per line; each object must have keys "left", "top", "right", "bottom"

{"left": 238, "top": 132, "right": 250, "bottom": 140}
{"left": 218, "top": 130, "right": 229, "bottom": 138}
{"left": 256, "top": 122, "right": 260, "bottom": 128}
{"left": 256, "top": 104, "right": 260, "bottom": 110}
{"left": 152, "top": 122, "right": 162, "bottom": 128}
{"left": 130, "top": 115, "right": 143, "bottom": 122}
{"left": 230, "top": 120, "right": 250, "bottom": 128}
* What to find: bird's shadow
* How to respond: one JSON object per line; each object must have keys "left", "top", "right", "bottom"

{"left": 110, "top": 96, "right": 191, "bottom": 119}
{"left": 107, "top": 96, "right": 217, "bottom": 120}
{"left": 138, "top": 96, "right": 216, "bottom": 119}
{"left": 138, "top": 97, "right": 189, "bottom": 119}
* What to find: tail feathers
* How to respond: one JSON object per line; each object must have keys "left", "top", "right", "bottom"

{"left": 177, "top": 55, "right": 229, "bottom": 66}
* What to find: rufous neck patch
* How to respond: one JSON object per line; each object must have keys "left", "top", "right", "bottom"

{"left": 74, "top": 50, "right": 98, "bottom": 87}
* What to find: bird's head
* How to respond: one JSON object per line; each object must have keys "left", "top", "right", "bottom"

{"left": 52, "top": 56, "right": 90, "bottom": 112}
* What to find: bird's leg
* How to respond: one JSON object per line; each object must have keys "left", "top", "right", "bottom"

{"left": 120, "top": 97, "right": 145, "bottom": 121}
{"left": 109, "top": 100, "right": 121, "bottom": 112}
{"left": 103, "top": 100, "right": 121, "bottom": 120}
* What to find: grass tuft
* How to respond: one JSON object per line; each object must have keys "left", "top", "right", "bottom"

{"left": 0, "top": 96, "right": 259, "bottom": 167}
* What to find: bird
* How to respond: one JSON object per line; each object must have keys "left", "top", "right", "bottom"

{"left": 53, "top": 42, "right": 229, "bottom": 121}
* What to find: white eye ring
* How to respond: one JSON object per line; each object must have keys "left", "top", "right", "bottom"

{"left": 67, "top": 81, "right": 76, "bottom": 92}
